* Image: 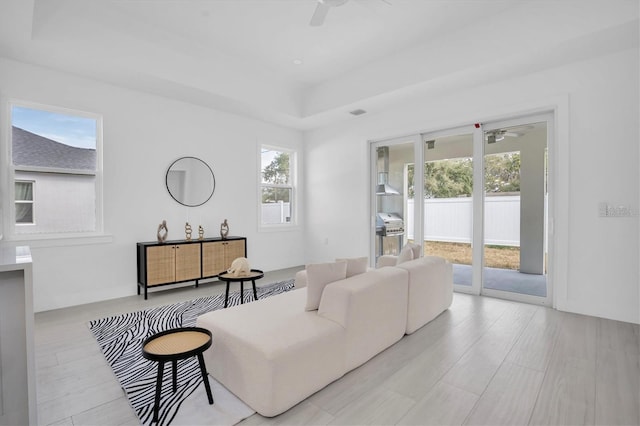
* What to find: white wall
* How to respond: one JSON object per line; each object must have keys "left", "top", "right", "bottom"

{"left": 0, "top": 58, "right": 305, "bottom": 312}
{"left": 304, "top": 48, "right": 639, "bottom": 324}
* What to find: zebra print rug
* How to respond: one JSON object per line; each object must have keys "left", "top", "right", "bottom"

{"left": 89, "top": 279, "right": 294, "bottom": 425}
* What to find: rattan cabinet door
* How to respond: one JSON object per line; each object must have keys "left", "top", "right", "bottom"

{"left": 202, "top": 242, "right": 225, "bottom": 277}
{"left": 147, "top": 245, "right": 176, "bottom": 286}
{"left": 175, "top": 244, "right": 201, "bottom": 282}
{"left": 202, "top": 239, "right": 247, "bottom": 277}
{"left": 224, "top": 240, "right": 246, "bottom": 269}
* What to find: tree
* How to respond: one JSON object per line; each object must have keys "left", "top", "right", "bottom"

{"left": 407, "top": 152, "right": 520, "bottom": 198}
{"left": 425, "top": 158, "right": 473, "bottom": 198}
{"left": 484, "top": 152, "right": 520, "bottom": 193}
{"left": 262, "top": 152, "right": 290, "bottom": 185}
{"left": 262, "top": 152, "right": 291, "bottom": 203}
{"left": 408, "top": 158, "right": 473, "bottom": 198}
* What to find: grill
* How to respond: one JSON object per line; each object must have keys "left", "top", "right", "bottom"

{"left": 376, "top": 212, "right": 404, "bottom": 236}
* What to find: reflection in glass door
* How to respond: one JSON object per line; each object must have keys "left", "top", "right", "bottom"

{"left": 483, "top": 121, "right": 548, "bottom": 300}
{"left": 420, "top": 131, "right": 475, "bottom": 291}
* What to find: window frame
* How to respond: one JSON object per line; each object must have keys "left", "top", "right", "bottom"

{"left": 258, "top": 144, "right": 298, "bottom": 231}
{"left": 15, "top": 180, "right": 35, "bottom": 226}
{"left": 3, "top": 99, "right": 105, "bottom": 242}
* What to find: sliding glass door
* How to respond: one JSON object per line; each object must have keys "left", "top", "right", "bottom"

{"left": 482, "top": 118, "right": 550, "bottom": 304}
{"left": 420, "top": 128, "right": 476, "bottom": 293}
{"left": 370, "top": 113, "right": 553, "bottom": 306}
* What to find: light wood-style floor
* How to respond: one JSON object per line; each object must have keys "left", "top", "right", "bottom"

{"left": 35, "top": 269, "right": 639, "bottom": 426}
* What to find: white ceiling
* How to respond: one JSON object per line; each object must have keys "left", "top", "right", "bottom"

{"left": 0, "top": 0, "right": 638, "bottom": 129}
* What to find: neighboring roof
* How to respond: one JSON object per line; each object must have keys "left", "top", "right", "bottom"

{"left": 12, "top": 126, "right": 96, "bottom": 171}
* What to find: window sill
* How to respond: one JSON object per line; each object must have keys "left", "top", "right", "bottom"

{"left": 3, "top": 233, "right": 114, "bottom": 248}
{"left": 258, "top": 223, "right": 301, "bottom": 233}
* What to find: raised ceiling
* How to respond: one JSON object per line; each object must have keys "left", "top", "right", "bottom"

{"left": 0, "top": 0, "right": 637, "bottom": 129}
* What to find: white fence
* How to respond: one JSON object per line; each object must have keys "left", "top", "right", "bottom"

{"left": 406, "top": 196, "right": 521, "bottom": 247}
{"left": 261, "top": 201, "right": 291, "bottom": 224}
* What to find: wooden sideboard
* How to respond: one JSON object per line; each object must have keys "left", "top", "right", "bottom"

{"left": 137, "top": 237, "right": 246, "bottom": 299}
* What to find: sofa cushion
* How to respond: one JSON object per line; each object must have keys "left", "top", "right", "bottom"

{"left": 305, "top": 260, "right": 348, "bottom": 311}
{"left": 336, "top": 257, "right": 368, "bottom": 277}
{"left": 406, "top": 242, "right": 422, "bottom": 259}
{"left": 396, "top": 244, "right": 414, "bottom": 264}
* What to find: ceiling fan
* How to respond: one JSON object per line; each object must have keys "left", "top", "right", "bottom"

{"left": 486, "top": 129, "right": 521, "bottom": 144}
{"left": 309, "top": 0, "right": 390, "bottom": 27}
{"left": 485, "top": 125, "right": 533, "bottom": 143}
{"left": 310, "top": 0, "right": 349, "bottom": 26}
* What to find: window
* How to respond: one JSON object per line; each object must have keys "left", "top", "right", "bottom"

{"left": 15, "top": 181, "right": 34, "bottom": 224}
{"left": 260, "top": 146, "right": 295, "bottom": 226}
{"left": 9, "top": 102, "right": 102, "bottom": 236}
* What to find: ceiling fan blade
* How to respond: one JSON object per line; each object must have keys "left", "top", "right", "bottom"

{"left": 310, "top": 3, "right": 330, "bottom": 26}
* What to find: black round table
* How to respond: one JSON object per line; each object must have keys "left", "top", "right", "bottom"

{"left": 217, "top": 269, "right": 264, "bottom": 308}
{"left": 141, "top": 327, "right": 214, "bottom": 423}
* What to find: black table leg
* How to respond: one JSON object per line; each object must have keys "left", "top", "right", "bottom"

{"left": 224, "top": 282, "right": 230, "bottom": 308}
{"left": 252, "top": 279, "right": 258, "bottom": 302}
{"left": 153, "top": 361, "right": 164, "bottom": 423}
{"left": 172, "top": 359, "right": 177, "bottom": 393}
{"left": 197, "top": 353, "right": 214, "bottom": 405}
{"left": 240, "top": 281, "right": 244, "bottom": 304}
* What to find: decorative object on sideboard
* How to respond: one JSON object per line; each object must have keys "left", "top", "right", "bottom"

{"left": 198, "top": 225, "right": 204, "bottom": 240}
{"left": 227, "top": 257, "right": 251, "bottom": 277}
{"left": 157, "top": 220, "right": 168, "bottom": 243}
{"left": 185, "top": 222, "right": 192, "bottom": 240}
{"left": 220, "top": 219, "right": 229, "bottom": 239}
{"left": 166, "top": 157, "right": 216, "bottom": 207}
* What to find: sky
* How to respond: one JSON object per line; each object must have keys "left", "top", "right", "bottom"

{"left": 11, "top": 105, "right": 97, "bottom": 149}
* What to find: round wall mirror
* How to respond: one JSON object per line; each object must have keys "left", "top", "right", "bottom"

{"left": 166, "top": 157, "right": 215, "bottom": 207}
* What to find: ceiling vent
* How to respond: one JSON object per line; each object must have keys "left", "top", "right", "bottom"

{"left": 349, "top": 109, "right": 367, "bottom": 116}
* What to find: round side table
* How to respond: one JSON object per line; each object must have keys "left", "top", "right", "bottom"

{"left": 142, "top": 327, "right": 214, "bottom": 423}
{"left": 217, "top": 269, "right": 264, "bottom": 308}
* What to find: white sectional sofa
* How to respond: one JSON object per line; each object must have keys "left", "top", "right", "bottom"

{"left": 196, "top": 256, "right": 453, "bottom": 417}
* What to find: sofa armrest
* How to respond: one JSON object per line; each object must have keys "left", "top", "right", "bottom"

{"left": 395, "top": 256, "right": 453, "bottom": 334}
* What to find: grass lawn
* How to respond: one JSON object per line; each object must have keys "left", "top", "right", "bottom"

{"left": 423, "top": 241, "right": 521, "bottom": 270}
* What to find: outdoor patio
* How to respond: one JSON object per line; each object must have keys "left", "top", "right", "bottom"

{"left": 452, "top": 264, "right": 547, "bottom": 297}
